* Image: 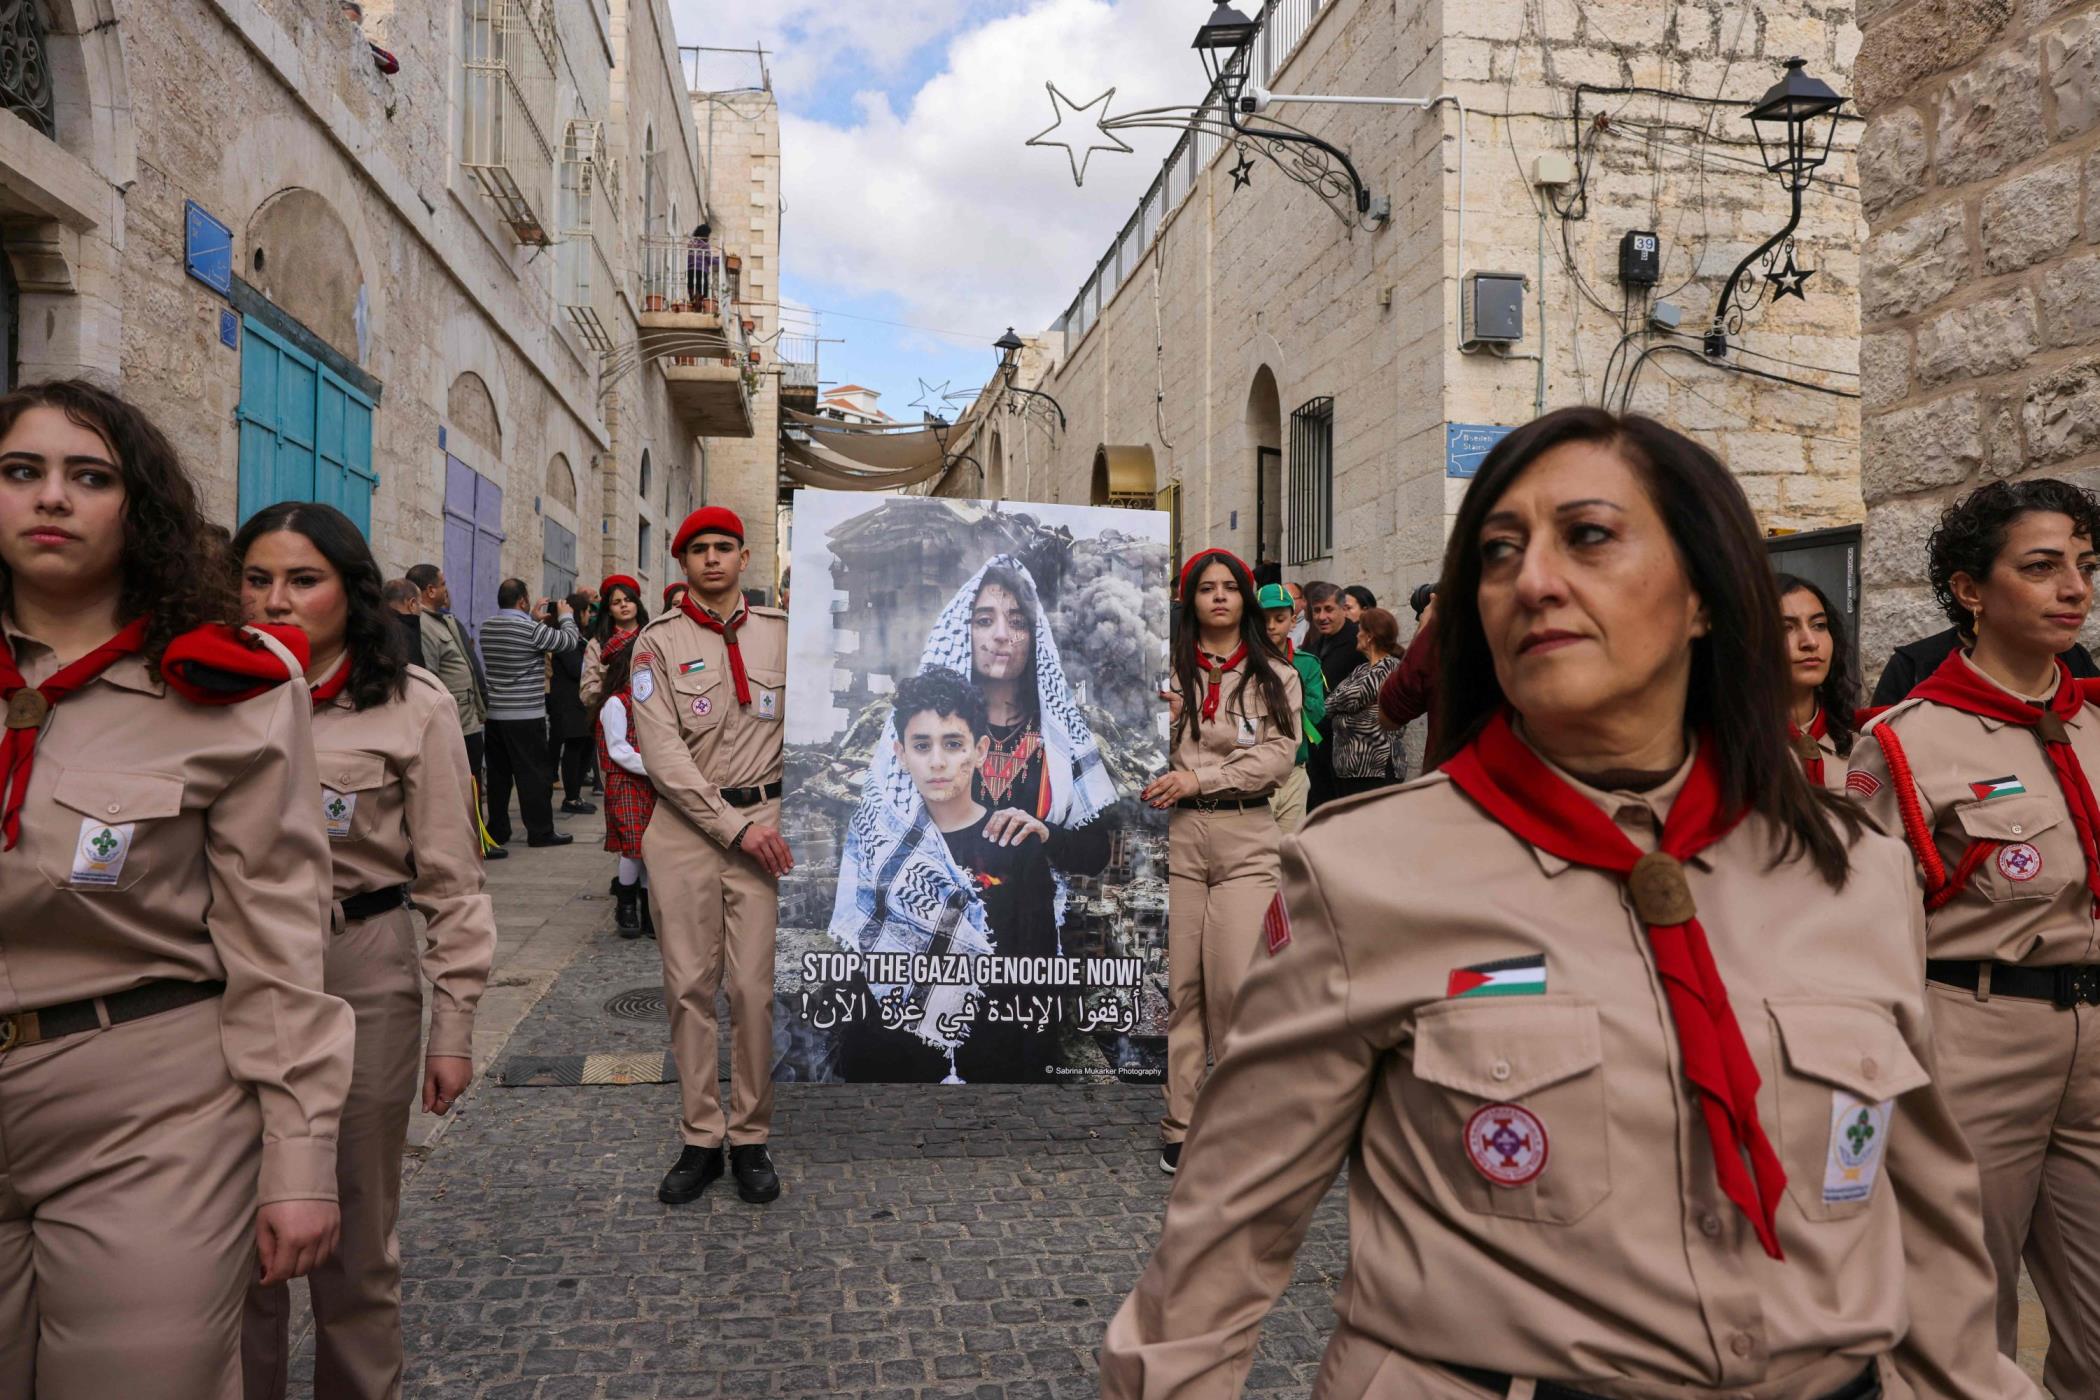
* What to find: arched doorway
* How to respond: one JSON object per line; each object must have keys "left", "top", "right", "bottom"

{"left": 246, "top": 188, "right": 367, "bottom": 361}
{"left": 1091, "top": 444, "right": 1156, "bottom": 510}
{"left": 1245, "top": 366, "right": 1283, "bottom": 568}
{"left": 987, "top": 428, "right": 1005, "bottom": 499}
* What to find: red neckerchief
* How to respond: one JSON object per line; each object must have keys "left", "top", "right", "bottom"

{"left": 1442, "top": 710, "right": 1787, "bottom": 1260}
{"left": 0, "top": 616, "right": 152, "bottom": 851}
{"left": 1911, "top": 650, "right": 2100, "bottom": 912}
{"left": 677, "top": 595, "right": 752, "bottom": 706}
{"left": 310, "top": 655, "right": 351, "bottom": 709}
{"left": 1197, "top": 644, "right": 1248, "bottom": 723}
{"left": 1788, "top": 707, "right": 1828, "bottom": 787}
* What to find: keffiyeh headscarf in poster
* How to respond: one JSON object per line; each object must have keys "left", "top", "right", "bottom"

{"left": 826, "top": 556, "right": 1114, "bottom": 1049}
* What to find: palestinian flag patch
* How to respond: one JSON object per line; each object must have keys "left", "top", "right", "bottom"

{"left": 1447, "top": 954, "right": 1546, "bottom": 999}
{"left": 680, "top": 658, "right": 708, "bottom": 675}
{"left": 1969, "top": 775, "right": 2025, "bottom": 801}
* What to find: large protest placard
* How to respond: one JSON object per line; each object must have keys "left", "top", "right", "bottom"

{"left": 775, "top": 490, "right": 1171, "bottom": 1085}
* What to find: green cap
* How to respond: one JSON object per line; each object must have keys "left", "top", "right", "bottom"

{"left": 1256, "top": 583, "right": 1293, "bottom": 611}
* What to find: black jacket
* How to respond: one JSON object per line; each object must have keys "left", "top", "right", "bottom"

{"left": 1869, "top": 626, "right": 2100, "bottom": 707}
{"left": 548, "top": 644, "right": 591, "bottom": 740}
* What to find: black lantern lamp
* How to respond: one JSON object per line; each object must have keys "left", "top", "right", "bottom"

{"left": 992, "top": 327, "right": 1066, "bottom": 432}
{"left": 1192, "top": 3, "right": 1260, "bottom": 95}
{"left": 1746, "top": 58, "right": 1846, "bottom": 192}
{"left": 1705, "top": 57, "right": 1848, "bottom": 356}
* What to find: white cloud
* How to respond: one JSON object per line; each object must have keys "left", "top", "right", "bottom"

{"left": 766, "top": 0, "right": 1203, "bottom": 339}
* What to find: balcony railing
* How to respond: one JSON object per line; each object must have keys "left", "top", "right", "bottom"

{"left": 558, "top": 120, "right": 620, "bottom": 351}
{"left": 778, "top": 332, "right": 819, "bottom": 394}
{"left": 634, "top": 234, "right": 755, "bottom": 371}
{"left": 461, "top": 0, "right": 558, "bottom": 246}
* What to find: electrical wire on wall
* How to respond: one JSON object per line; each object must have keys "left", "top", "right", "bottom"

{"left": 1151, "top": 239, "right": 1175, "bottom": 453}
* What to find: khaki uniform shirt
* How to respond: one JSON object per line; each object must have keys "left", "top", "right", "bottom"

{"left": 628, "top": 604, "right": 787, "bottom": 848}
{"left": 1102, "top": 754, "right": 2026, "bottom": 1400}
{"left": 1848, "top": 659, "right": 2100, "bottom": 965}
{"left": 1168, "top": 654, "right": 1302, "bottom": 798}
{"left": 577, "top": 637, "right": 606, "bottom": 711}
{"left": 0, "top": 617, "right": 353, "bottom": 1204}
{"left": 312, "top": 665, "right": 495, "bottom": 1059}
{"left": 1802, "top": 726, "right": 1847, "bottom": 798}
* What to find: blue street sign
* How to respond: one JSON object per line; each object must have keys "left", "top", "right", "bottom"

{"left": 184, "top": 200, "right": 233, "bottom": 297}
{"left": 1446, "top": 422, "right": 1516, "bottom": 479}
{"left": 219, "top": 308, "right": 238, "bottom": 349}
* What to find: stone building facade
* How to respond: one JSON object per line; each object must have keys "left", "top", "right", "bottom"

{"left": 1856, "top": 0, "right": 2100, "bottom": 670}
{"left": 933, "top": 0, "right": 1865, "bottom": 606}
{"left": 0, "top": 0, "right": 765, "bottom": 628}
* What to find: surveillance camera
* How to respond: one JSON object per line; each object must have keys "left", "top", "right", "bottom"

{"left": 1238, "top": 84, "right": 1272, "bottom": 115}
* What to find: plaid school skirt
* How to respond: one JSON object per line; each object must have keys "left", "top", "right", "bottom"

{"left": 597, "top": 730, "right": 657, "bottom": 857}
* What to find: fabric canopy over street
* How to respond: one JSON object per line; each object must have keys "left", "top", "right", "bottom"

{"left": 780, "top": 433, "right": 955, "bottom": 490}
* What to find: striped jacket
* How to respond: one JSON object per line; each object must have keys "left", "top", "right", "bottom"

{"left": 478, "top": 608, "right": 580, "bottom": 722}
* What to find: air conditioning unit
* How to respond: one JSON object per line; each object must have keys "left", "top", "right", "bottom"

{"left": 1461, "top": 271, "right": 1526, "bottom": 350}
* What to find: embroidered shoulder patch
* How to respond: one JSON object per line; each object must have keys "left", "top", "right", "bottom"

{"left": 1845, "top": 769, "right": 1881, "bottom": 798}
{"left": 1263, "top": 895, "right": 1292, "bottom": 956}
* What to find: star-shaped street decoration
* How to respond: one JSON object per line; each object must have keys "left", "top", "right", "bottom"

{"left": 1768, "top": 250, "right": 1816, "bottom": 302}
{"left": 1026, "top": 83, "right": 1133, "bottom": 187}
{"left": 909, "top": 378, "right": 954, "bottom": 414}
{"left": 1228, "top": 150, "right": 1255, "bottom": 191}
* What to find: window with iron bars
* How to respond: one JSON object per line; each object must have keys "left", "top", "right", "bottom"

{"left": 1287, "top": 396, "right": 1334, "bottom": 564}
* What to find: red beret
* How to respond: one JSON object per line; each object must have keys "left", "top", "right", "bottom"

{"left": 673, "top": 506, "right": 744, "bottom": 556}
{"left": 663, "top": 582, "right": 689, "bottom": 607}
{"left": 161, "top": 623, "right": 311, "bottom": 706}
{"left": 1177, "top": 547, "right": 1250, "bottom": 599}
{"left": 599, "top": 574, "right": 640, "bottom": 600}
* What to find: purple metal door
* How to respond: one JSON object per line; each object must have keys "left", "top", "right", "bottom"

{"left": 443, "top": 455, "right": 506, "bottom": 638}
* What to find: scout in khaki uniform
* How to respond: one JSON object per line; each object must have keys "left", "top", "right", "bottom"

{"left": 1105, "top": 409, "right": 2032, "bottom": 1400}
{"left": 630, "top": 506, "right": 791, "bottom": 1206}
{"left": 0, "top": 380, "right": 354, "bottom": 1398}
{"left": 1847, "top": 478, "right": 2100, "bottom": 1396}
{"left": 1778, "top": 573, "right": 1855, "bottom": 798}
{"left": 233, "top": 503, "right": 497, "bottom": 1400}
{"left": 1143, "top": 548, "right": 1300, "bottom": 1176}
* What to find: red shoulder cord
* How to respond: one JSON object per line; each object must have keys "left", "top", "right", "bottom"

{"left": 1871, "top": 723, "right": 1999, "bottom": 911}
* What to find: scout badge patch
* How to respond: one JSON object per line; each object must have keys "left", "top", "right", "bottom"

{"left": 1465, "top": 1103, "right": 1549, "bottom": 1187}
{"left": 1969, "top": 775, "right": 2025, "bottom": 800}
{"left": 1235, "top": 713, "right": 1259, "bottom": 748}
{"left": 1845, "top": 769, "right": 1881, "bottom": 798}
{"left": 321, "top": 788, "right": 357, "bottom": 840}
{"left": 1263, "top": 894, "right": 1291, "bottom": 956}
{"left": 1823, "top": 1092, "right": 1892, "bottom": 1206}
{"left": 1446, "top": 953, "right": 1546, "bottom": 999}
{"left": 70, "top": 817, "right": 134, "bottom": 887}
{"left": 757, "top": 688, "right": 779, "bottom": 720}
{"left": 1998, "top": 843, "right": 2043, "bottom": 882}
{"left": 631, "top": 658, "right": 655, "bottom": 704}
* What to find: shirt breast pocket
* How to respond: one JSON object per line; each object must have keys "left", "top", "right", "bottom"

{"left": 316, "top": 750, "right": 391, "bottom": 843}
{"left": 672, "top": 666, "right": 726, "bottom": 732}
{"left": 1403, "top": 997, "right": 1610, "bottom": 1225}
{"left": 1953, "top": 793, "right": 2071, "bottom": 902}
{"left": 36, "top": 768, "right": 186, "bottom": 893}
{"left": 1767, "top": 998, "right": 1929, "bottom": 1222}
{"left": 746, "top": 665, "right": 786, "bottom": 723}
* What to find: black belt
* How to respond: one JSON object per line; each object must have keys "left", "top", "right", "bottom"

{"left": 341, "top": 885, "right": 410, "bottom": 922}
{"left": 0, "top": 978, "right": 224, "bottom": 1054}
{"left": 1173, "top": 794, "right": 1273, "bottom": 812}
{"left": 722, "top": 781, "right": 782, "bottom": 808}
{"left": 1928, "top": 958, "right": 2100, "bottom": 1008}
{"left": 1447, "top": 1363, "right": 1878, "bottom": 1400}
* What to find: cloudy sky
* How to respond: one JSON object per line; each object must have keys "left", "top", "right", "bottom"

{"left": 666, "top": 0, "right": 1200, "bottom": 420}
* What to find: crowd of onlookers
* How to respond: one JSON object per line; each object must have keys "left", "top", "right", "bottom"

{"left": 1247, "top": 566, "right": 1438, "bottom": 832}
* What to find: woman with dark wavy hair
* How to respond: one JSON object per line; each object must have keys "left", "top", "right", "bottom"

{"left": 1142, "top": 547, "right": 1299, "bottom": 1175}
{"left": 1775, "top": 572, "right": 1856, "bottom": 794}
{"left": 0, "top": 380, "right": 352, "bottom": 1395}
{"left": 1105, "top": 409, "right": 2026, "bottom": 1399}
{"left": 233, "top": 501, "right": 495, "bottom": 1400}
{"left": 1848, "top": 477, "right": 2100, "bottom": 1394}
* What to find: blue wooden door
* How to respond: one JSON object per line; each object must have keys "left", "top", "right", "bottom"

{"left": 237, "top": 318, "right": 375, "bottom": 531}
{"left": 442, "top": 454, "right": 505, "bottom": 638}
{"left": 542, "top": 518, "right": 576, "bottom": 599}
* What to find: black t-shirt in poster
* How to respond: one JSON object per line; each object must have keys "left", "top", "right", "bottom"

{"left": 975, "top": 713, "right": 1111, "bottom": 878}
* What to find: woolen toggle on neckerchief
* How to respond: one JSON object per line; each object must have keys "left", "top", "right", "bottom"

{"left": 677, "top": 594, "right": 752, "bottom": 705}
{"left": 1441, "top": 709, "right": 1789, "bottom": 1260}
{"left": 1788, "top": 706, "right": 1828, "bottom": 787}
{"left": 1197, "top": 644, "right": 1248, "bottom": 723}
{"left": 0, "top": 615, "right": 151, "bottom": 852}
{"left": 1911, "top": 650, "right": 2100, "bottom": 912}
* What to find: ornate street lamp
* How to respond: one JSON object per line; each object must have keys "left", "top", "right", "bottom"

{"left": 1192, "top": 3, "right": 1261, "bottom": 98}
{"left": 1705, "top": 58, "right": 1848, "bottom": 357}
{"left": 994, "top": 328, "right": 1066, "bottom": 432}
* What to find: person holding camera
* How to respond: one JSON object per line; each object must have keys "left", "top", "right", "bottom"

{"left": 1379, "top": 583, "right": 1440, "bottom": 741}
{"left": 477, "top": 580, "right": 580, "bottom": 850}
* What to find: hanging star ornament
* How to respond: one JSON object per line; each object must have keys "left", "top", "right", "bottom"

{"left": 1228, "top": 149, "right": 1255, "bottom": 191}
{"left": 909, "top": 379, "right": 954, "bottom": 414}
{"left": 1768, "top": 250, "right": 1816, "bottom": 302}
{"left": 1026, "top": 83, "right": 1134, "bottom": 187}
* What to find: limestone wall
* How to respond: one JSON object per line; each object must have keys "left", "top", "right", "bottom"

{"left": 1857, "top": 0, "right": 2100, "bottom": 668}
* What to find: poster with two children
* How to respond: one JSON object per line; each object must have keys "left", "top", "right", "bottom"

{"left": 774, "top": 490, "right": 1172, "bottom": 1085}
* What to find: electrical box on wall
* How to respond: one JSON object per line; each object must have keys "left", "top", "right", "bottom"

{"left": 1619, "top": 230, "right": 1661, "bottom": 286}
{"left": 1461, "top": 271, "right": 1526, "bottom": 349}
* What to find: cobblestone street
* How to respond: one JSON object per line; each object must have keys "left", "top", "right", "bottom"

{"left": 281, "top": 810, "right": 2051, "bottom": 1398}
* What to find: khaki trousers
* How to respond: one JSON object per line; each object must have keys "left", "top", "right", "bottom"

{"left": 1930, "top": 979, "right": 2100, "bottom": 1397}
{"left": 0, "top": 994, "right": 260, "bottom": 1399}
{"left": 1162, "top": 805, "right": 1281, "bottom": 1143}
{"left": 645, "top": 799, "right": 777, "bottom": 1146}
{"left": 244, "top": 908, "right": 422, "bottom": 1400}
{"left": 1269, "top": 765, "right": 1310, "bottom": 834}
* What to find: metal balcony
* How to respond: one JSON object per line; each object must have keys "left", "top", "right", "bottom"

{"left": 558, "top": 121, "right": 619, "bottom": 351}
{"left": 635, "top": 234, "right": 754, "bottom": 438}
{"left": 461, "top": 0, "right": 558, "bottom": 246}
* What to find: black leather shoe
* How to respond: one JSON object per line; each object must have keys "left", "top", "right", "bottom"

{"left": 1159, "top": 1142, "right": 1182, "bottom": 1175}
{"left": 614, "top": 883, "right": 642, "bottom": 938}
{"left": 483, "top": 845, "right": 508, "bottom": 861}
{"left": 658, "top": 1144, "right": 724, "bottom": 1205}
{"left": 730, "top": 1144, "right": 781, "bottom": 1204}
{"left": 561, "top": 799, "right": 597, "bottom": 815}
{"left": 526, "top": 832, "right": 575, "bottom": 848}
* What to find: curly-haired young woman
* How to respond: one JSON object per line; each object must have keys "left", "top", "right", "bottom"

{"left": 0, "top": 380, "right": 352, "bottom": 1397}
{"left": 1849, "top": 477, "right": 2100, "bottom": 1395}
